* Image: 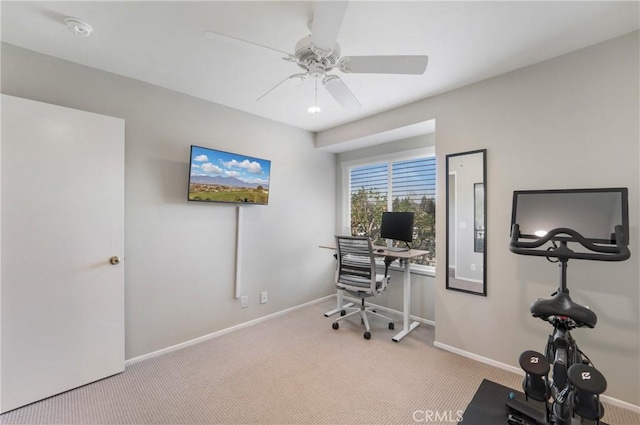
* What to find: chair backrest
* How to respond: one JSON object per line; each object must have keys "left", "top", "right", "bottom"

{"left": 335, "top": 236, "right": 383, "bottom": 295}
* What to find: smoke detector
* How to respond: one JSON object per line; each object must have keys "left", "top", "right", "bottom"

{"left": 64, "top": 17, "right": 93, "bottom": 37}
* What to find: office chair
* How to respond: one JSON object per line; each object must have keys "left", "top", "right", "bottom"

{"left": 331, "top": 236, "right": 395, "bottom": 340}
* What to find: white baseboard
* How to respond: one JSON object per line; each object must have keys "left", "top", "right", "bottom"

{"left": 601, "top": 395, "right": 640, "bottom": 414}
{"left": 343, "top": 295, "right": 435, "bottom": 327}
{"left": 433, "top": 341, "right": 523, "bottom": 375}
{"left": 433, "top": 341, "right": 640, "bottom": 414}
{"left": 125, "top": 294, "right": 335, "bottom": 366}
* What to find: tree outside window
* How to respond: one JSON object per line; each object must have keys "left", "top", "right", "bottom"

{"left": 349, "top": 157, "right": 436, "bottom": 267}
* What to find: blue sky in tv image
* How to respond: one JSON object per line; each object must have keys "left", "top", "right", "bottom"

{"left": 190, "top": 145, "right": 271, "bottom": 188}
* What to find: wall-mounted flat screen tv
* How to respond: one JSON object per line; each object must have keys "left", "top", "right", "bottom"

{"left": 188, "top": 145, "right": 271, "bottom": 205}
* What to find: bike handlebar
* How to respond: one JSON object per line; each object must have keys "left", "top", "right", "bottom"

{"left": 510, "top": 224, "right": 630, "bottom": 262}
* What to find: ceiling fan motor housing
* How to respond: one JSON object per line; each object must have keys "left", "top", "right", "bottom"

{"left": 294, "top": 36, "right": 340, "bottom": 77}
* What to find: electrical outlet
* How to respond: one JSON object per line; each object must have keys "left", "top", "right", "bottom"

{"left": 260, "top": 291, "right": 268, "bottom": 304}
{"left": 470, "top": 264, "right": 476, "bottom": 271}
{"left": 241, "top": 295, "right": 248, "bottom": 308}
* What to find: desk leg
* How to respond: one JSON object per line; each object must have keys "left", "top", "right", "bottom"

{"left": 324, "top": 289, "right": 354, "bottom": 317}
{"left": 392, "top": 260, "right": 420, "bottom": 342}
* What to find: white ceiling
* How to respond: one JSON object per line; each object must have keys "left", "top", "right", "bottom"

{"left": 2, "top": 1, "right": 639, "bottom": 134}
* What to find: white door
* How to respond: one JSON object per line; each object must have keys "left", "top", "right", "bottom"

{"left": 1, "top": 95, "right": 125, "bottom": 413}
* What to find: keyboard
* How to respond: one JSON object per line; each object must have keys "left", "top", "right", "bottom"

{"left": 385, "top": 246, "right": 410, "bottom": 252}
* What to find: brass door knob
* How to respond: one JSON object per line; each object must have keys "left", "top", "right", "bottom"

{"left": 109, "top": 256, "right": 121, "bottom": 265}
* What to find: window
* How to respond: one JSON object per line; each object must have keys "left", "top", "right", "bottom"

{"left": 348, "top": 155, "right": 436, "bottom": 268}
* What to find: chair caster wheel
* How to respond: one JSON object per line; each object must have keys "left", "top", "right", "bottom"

{"left": 340, "top": 310, "right": 346, "bottom": 316}
{"left": 332, "top": 322, "right": 339, "bottom": 330}
{"left": 389, "top": 323, "right": 395, "bottom": 330}
{"left": 364, "top": 332, "right": 371, "bottom": 340}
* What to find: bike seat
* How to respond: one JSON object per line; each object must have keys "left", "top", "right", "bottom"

{"left": 530, "top": 291, "right": 597, "bottom": 328}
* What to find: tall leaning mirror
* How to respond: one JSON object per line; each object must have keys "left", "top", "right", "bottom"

{"left": 446, "top": 149, "right": 487, "bottom": 296}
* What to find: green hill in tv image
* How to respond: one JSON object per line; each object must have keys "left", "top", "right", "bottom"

{"left": 189, "top": 146, "right": 271, "bottom": 205}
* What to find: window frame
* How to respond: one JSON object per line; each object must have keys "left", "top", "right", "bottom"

{"left": 341, "top": 146, "right": 436, "bottom": 276}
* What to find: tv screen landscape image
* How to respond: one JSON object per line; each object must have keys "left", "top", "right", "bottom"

{"left": 188, "top": 145, "right": 271, "bottom": 205}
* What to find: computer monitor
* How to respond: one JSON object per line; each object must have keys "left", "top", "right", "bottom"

{"left": 511, "top": 188, "right": 628, "bottom": 245}
{"left": 380, "top": 212, "right": 415, "bottom": 244}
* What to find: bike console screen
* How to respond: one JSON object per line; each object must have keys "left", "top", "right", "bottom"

{"left": 510, "top": 187, "right": 630, "bottom": 262}
{"left": 511, "top": 188, "right": 628, "bottom": 245}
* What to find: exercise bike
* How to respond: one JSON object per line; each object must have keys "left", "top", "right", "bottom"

{"left": 506, "top": 189, "right": 630, "bottom": 425}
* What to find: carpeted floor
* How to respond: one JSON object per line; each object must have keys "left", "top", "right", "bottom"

{"left": 1, "top": 299, "right": 638, "bottom": 425}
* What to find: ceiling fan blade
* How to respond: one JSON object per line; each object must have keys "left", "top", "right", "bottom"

{"left": 339, "top": 55, "right": 429, "bottom": 74}
{"left": 322, "top": 75, "right": 361, "bottom": 109}
{"left": 204, "top": 30, "right": 292, "bottom": 59}
{"left": 257, "top": 73, "right": 307, "bottom": 102}
{"left": 310, "top": 1, "right": 349, "bottom": 56}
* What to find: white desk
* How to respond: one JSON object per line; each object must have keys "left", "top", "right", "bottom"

{"left": 320, "top": 245, "right": 429, "bottom": 342}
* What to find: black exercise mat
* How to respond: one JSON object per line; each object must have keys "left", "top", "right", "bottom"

{"left": 460, "top": 379, "right": 606, "bottom": 425}
{"left": 459, "top": 379, "right": 515, "bottom": 424}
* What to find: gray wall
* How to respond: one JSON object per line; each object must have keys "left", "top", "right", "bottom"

{"left": 321, "top": 32, "right": 640, "bottom": 404}
{"left": 1, "top": 43, "right": 337, "bottom": 360}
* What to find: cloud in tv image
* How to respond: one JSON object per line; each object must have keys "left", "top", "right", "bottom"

{"left": 188, "top": 145, "right": 271, "bottom": 205}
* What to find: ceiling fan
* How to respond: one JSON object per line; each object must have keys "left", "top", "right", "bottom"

{"left": 204, "top": 1, "right": 428, "bottom": 111}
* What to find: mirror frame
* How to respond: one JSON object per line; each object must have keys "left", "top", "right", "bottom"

{"left": 445, "top": 149, "right": 487, "bottom": 296}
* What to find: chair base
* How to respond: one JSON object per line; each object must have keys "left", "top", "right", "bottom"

{"left": 332, "top": 298, "right": 394, "bottom": 339}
